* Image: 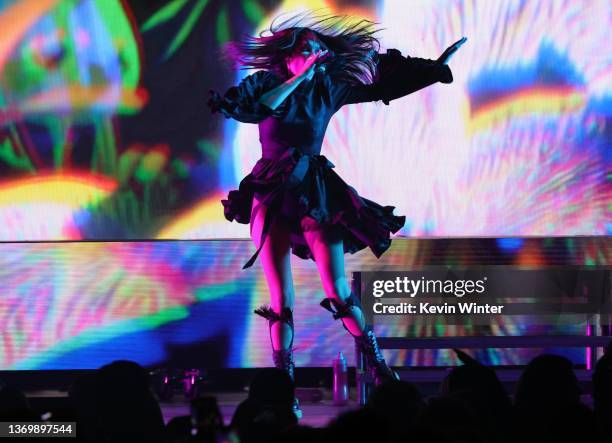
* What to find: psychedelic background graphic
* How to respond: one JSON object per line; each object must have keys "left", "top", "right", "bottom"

{"left": 0, "top": 0, "right": 610, "bottom": 369}
{"left": 0, "top": 237, "right": 609, "bottom": 370}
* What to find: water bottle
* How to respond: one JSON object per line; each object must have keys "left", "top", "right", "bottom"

{"left": 333, "top": 351, "right": 349, "bottom": 405}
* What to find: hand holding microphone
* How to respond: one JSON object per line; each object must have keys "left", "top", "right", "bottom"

{"left": 297, "top": 49, "right": 330, "bottom": 81}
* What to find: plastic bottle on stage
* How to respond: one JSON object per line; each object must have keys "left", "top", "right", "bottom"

{"left": 333, "top": 351, "right": 349, "bottom": 406}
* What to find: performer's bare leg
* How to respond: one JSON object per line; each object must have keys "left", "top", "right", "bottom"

{"left": 251, "top": 195, "right": 302, "bottom": 417}
{"left": 301, "top": 215, "right": 397, "bottom": 384}
{"left": 250, "top": 195, "right": 295, "bottom": 351}
{"left": 300, "top": 216, "right": 365, "bottom": 336}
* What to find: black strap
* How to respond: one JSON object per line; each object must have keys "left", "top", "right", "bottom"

{"left": 254, "top": 305, "right": 294, "bottom": 326}
{"left": 320, "top": 292, "right": 362, "bottom": 320}
{"left": 254, "top": 306, "right": 295, "bottom": 350}
{"left": 242, "top": 204, "right": 275, "bottom": 269}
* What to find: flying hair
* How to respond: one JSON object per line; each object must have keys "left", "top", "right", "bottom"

{"left": 221, "top": 10, "right": 383, "bottom": 85}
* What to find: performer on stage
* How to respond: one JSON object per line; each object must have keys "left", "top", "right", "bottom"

{"left": 208, "top": 12, "right": 465, "bottom": 417}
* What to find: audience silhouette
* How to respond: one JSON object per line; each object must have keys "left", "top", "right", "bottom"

{"left": 0, "top": 348, "right": 609, "bottom": 442}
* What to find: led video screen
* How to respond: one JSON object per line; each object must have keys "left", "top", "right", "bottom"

{"left": 0, "top": 237, "right": 608, "bottom": 370}
{"left": 0, "top": 1, "right": 610, "bottom": 370}
{"left": 0, "top": 0, "right": 609, "bottom": 241}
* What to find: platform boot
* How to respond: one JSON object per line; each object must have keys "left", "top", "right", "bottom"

{"left": 254, "top": 306, "right": 303, "bottom": 419}
{"left": 321, "top": 292, "right": 399, "bottom": 385}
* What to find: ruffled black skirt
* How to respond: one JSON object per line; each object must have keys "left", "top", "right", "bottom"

{"left": 222, "top": 147, "right": 406, "bottom": 268}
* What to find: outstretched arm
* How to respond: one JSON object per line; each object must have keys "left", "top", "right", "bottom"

{"left": 339, "top": 49, "right": 452, "bottom": 106}
{"left": 336, "top": 38, "right": 467, "bottom": 107}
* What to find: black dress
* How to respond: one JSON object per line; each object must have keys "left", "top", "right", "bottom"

{"left": 208, "top": 49, "right": 453, "bottom": 268}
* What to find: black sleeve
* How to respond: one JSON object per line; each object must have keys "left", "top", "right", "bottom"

{"left": 333, "top": 48, "right": 453, "bottom": 108}
{"left": 207, "top": 70, "right": 284, "bottom": 123}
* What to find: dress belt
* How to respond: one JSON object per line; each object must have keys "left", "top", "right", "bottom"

{"left": 242, "top": 148, "right": 334, "bottom": 269}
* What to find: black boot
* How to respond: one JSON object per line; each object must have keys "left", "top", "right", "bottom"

{"left": 321, "top": 292, "right": 399, "bottom": 386}
{"left": 272, "top": 348, "right": 294, "bottom": 381}
{"left": 254, "top": 306, "right": 302, "bottom": 419}
{"left": 354, "top": 324, "right": 399, "bottom": 385}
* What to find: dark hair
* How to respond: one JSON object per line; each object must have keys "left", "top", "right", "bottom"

{"left": 223, "top": 11, "right": 382, "bottom": 84}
